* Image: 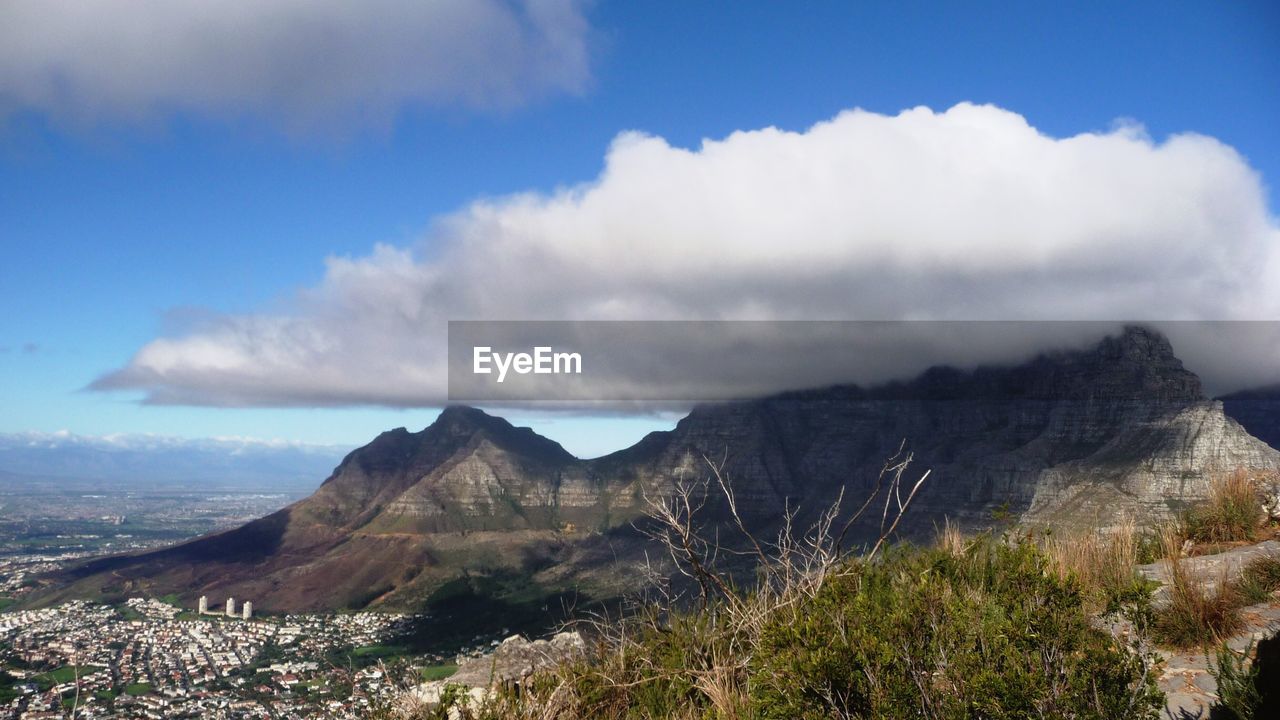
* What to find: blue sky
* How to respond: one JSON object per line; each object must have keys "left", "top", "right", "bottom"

{"left": 1, "top": 1, "right": 1278, "bottom": 458}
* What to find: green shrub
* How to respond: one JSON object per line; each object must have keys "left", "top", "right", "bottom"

{"left": 1135, "top": 531, "right": 1164, "bottom": 565}
{"left": 749, "top": 538, "right": 1163, "bottom": 719}
{"left": 547, "top": 605, "right": 747, "bottom": 719}
{"left": 519, "top": 537, "right": 1162, "bottom": 720}
{"left": 1209, "top": 630, "right": 1280, "bottom": 720}
{"left": 1210, "top": 640, "right": 1262, "bottom": 720}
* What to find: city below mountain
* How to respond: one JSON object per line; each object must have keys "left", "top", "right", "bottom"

{"left": 35, "top": 327, "right": 1280, "bottom": 628}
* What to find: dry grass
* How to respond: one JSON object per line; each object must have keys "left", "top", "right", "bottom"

{"left": 1041, "top": 516, "right": 1147, "bottom": 613}
{"left": 690, "top": 658, "right": 749, "bottom": 720}
{"left": 1182, "top": 471, "right": 1265, "bottom": 545}
{"left": 937, "top": 518, "right": 969, "bottom": 559}
{"left": 1152, "top": 527, "right": 1245, "bottom": 648}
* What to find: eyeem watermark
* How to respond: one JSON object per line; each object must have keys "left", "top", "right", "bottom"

{"left": 473, "top": 346, "right": 582, "bottom": 383}
{"left": 453, "top": 320, "right": 1280, "bottom": 403}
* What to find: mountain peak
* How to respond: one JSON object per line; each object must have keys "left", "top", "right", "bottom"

{"left": 426, "top": 405, "right": 576, "bottom": 463}
{"left": 436, "top": 404, "right": 489, "bottom": 423}
{"left": 1086, "top": 325, "right": 1203, "bottom": 402}
{"left": 432, "top": 405, "right": 509, "bottom": 437}
{"left": 1102, "top": 324, "right": 1178, "bottom": 359}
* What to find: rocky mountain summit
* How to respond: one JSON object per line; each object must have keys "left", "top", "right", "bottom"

{"left": 47, "top": 326, "right": 1280, "bottom": 613}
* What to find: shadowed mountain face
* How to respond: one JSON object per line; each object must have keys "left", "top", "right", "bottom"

{"left": 1220, "top": 386, "right": 1280, "bottom": 452}
{"left": 47, "top": 327, "right": 1280, "bottom": 612}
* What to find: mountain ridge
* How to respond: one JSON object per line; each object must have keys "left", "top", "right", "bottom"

{"left": 40, "top": 326, "right": 1280, "bottom": 614}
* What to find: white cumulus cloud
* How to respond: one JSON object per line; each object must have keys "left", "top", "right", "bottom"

{"left": 91, "top": 103, "right": 1280, "bottom": 406}
{"left": 0, "top": 0, "right": 592, "bottom": 132}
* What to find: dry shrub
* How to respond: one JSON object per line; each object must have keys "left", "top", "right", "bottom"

{"left": 691, "top": 659, "right": 749, "bottom": 720}
{"left": 936, "top": 518, "right": 969, "bottom": 559}
{"left": 1182, "top": 471, "right": 1265, "bottom": 545}
{"left": 1152, "top": 527, "right": 1244, "bottom": 648}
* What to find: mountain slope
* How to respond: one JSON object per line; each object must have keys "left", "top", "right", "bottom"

{"left": 50, "top": 408, "right": 589, "bottom": 611}
{"left": 46, "top": 327, "right": 1280, "bottom": 613}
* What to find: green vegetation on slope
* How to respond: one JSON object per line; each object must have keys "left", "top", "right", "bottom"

{"left": 396, "top": 534, "right": 1164, "bottom": 720}
{"left": 419, "top": 664, "right": 458, "bottom": 682}
{"left": 395, "top": 573, "right": 594, "bottom": 656}
{"left": 553, "top": 538, "right": 1161, "bottom": 719}
{"left": 1209, "top": 629, "right": 1280, "bottom": 720}
{"left": 372, "top": 465, "right": 1280, "bottom": 719}
{"left": 382, "top": 453, "right": 1173, "bottom": 719}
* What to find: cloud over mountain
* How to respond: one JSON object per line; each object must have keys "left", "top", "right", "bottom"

{"left": 0, "top": 0, "right": 592, "bottom": 132}
{"left": 92, "top": 103, "right": 1280, "bottom": 407}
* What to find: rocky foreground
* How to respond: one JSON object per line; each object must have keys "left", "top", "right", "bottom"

{"left": 1136, "top": 541, "right": 1280, "bottom": 718}
{"left": 407, "top": 632, "right": 586, "bottom": 712}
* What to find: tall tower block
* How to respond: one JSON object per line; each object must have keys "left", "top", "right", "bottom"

{"left": 225, "top": 597, "right": 235, "bottom": 616}
{"left": 242, "top": 601, "right": 253, "bottom": 620}
{"left": 198, "top": 596, "right": 208, "bottom": 614}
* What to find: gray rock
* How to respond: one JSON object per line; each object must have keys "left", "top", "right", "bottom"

{"left": 1138, "top": 541, "right": 1280, "bottom": 606}
{"left": 446, "top": 631, "right": 585, "bottom": 688}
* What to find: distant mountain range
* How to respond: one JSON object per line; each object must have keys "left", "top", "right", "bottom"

{"left": 0, "top": 432, "right": 350, "bottom": 493}
{"left": 39, "top": 327, "right": 1280, "bottom": 619}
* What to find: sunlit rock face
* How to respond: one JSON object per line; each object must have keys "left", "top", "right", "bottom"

{"left": 52, "top": 327, "right": 1280, "bottom": 611}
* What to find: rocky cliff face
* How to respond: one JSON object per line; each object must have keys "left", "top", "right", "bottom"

{"left": 50, "top": 327, "right": 1280, "bottom": 612}
{"left": 599, "top": 326, "right": 1275, "bottom": 537}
